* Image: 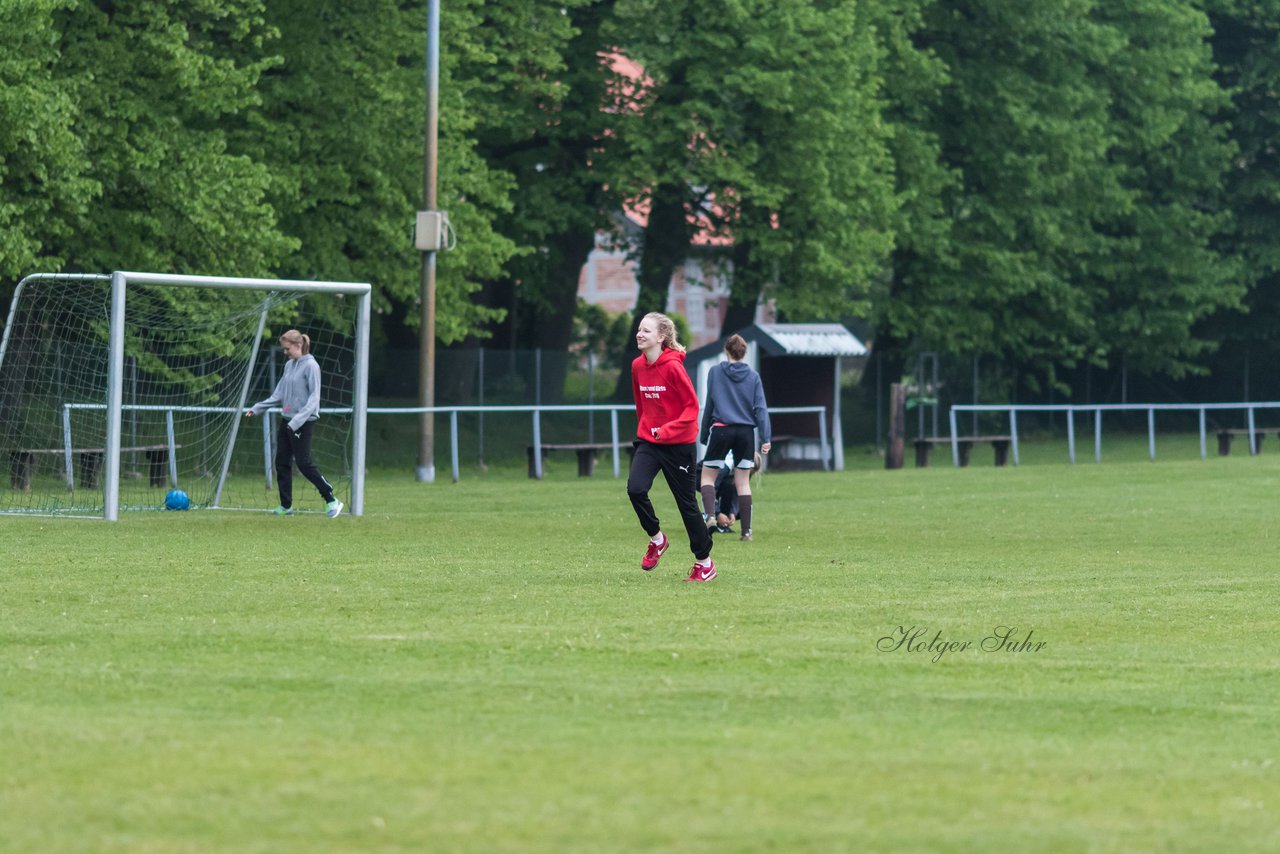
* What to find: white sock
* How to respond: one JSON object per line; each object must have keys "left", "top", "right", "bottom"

{"left": 651, "top": 532, "right": 665, "bottom": 545}
{"left": 696, "top": 556, "right": 712, "bottom": 567}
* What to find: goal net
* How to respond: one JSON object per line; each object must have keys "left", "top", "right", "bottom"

{"left": 0, "top": 272, "right": 369, "bottom": 519}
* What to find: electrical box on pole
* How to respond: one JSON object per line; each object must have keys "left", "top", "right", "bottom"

{"left": 415, "top": 210, "right": 449, "bottom": 252}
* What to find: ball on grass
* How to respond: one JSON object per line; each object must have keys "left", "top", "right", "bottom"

{"left": 164, "top": 489, "right": 190, "bottom": 511}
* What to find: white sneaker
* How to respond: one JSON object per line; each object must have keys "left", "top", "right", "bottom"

{"left": 326, "top": 499, "right": 344, "bottom": 518}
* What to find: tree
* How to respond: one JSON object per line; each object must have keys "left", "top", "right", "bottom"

{"left": 868, "top": 0, "right": 955, "bottom": 389}
{"left": 246, "top": 0, "right": 517, "bottom": 346}
{"left": 604, "top": 0, "right": 898, "bottom": 397}
{"left": 45, "top": 1, "right": 295, "bottom": 276}
{"left": 0, "top": 0, "right": 97, "bottom": 291}
{"left": 1201, "top": 0, "right": 1280, "bottom": 389}
{"left": 889, "top": 0, "right": 1121, "bottom": 390}
{"left": 715, "top": 0, "right": 897, "bottom": 325}
{"left": 876, "top": 0, "right": 1236, "bottom": 395}
{"left": 467, "top": 0, "right": 621, "bottom": 400}
{"left": 1087, "top": 0, "right": 1239, "bottom": 379}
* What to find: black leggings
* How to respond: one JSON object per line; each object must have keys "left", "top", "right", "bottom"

{"left": 627, "top": 440, "right": 713, "bottom": 561}
{"left": 276, "top": 421, "right": 334, "bottom": 508}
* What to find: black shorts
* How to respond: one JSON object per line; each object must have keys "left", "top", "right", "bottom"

{"left": 702, "top": 424, "right": 757, "bottom": 469}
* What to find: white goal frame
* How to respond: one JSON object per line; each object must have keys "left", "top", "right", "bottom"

{"left": 1, "top": 271, "right": 371, "bottom": 520}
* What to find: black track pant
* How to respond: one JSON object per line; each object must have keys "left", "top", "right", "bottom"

{"left": 276, "top": 421, "right": 334, "bottom": 509}
{"left": 627, "top": 440, "right": 713, "bottom": 561}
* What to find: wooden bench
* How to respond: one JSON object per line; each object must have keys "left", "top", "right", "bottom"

{"left": 1216, "top": 428, "right": 1269, "bottom": 456}
{"left": 758, "top": 434, "right": 819, "bottom": 471}
{"left": 527, "top": 443, "right": 631, "bottom": 478}
{"left": 914, "top": 436, "right": 1012, "bottom": 468}
{"left": 762, "top": 434, "right": 793, "bottom": 468}
{"left": 9, "top": 444, "right": 179, "bottom": 491}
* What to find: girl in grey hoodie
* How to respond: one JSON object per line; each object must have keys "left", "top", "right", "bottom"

{"left": 698, "top": 334, "right": 770, "bottom": 540}
{"left": 245, "top": 329, "right": 343, "bottom": 517}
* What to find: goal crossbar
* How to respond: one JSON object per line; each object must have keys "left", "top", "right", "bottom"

{"left": 3, "top": 271, "right": 371, "bottom": 520}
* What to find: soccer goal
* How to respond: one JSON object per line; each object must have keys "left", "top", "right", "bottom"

{"left": 0, "top": 271, "right": 370, "bottom": 520}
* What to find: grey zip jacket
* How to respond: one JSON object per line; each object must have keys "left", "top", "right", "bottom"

{"left": 250, "top": 354, "right": 321, "bottom": 433}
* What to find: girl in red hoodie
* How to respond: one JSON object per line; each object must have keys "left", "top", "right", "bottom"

{"left": 629, "top": 312, "right": 715, "bottom": 582}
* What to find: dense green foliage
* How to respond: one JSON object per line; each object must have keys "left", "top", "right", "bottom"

{"left": 3, "top": 0, "right": 1280, "bottom": 391}
{"left": 1201, "top": 0, "right": 1280, "bottom": 378}
{"left": 878, "top": 0, "right": 1240, "bottom": 391}
{"left": 0, "top": 0, "right": 94, "bottom": 278}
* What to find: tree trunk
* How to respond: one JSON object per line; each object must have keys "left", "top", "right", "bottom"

{"left": 611, "top": 188, "right": 693, "bottom": 400}
{"left": 886, "top": 382, "right": 906, "bottom": 469}
{"left": 720, "top": 233, "right": 763, "bottom": 336}
{"left": 720, "top": 301, "right": 757, "bottom": 339}
{"left": 532, "top": 229, "right": 597, "bottom": 404}
{"left": 448, "top": 278, "right": 511, "bottom": 405}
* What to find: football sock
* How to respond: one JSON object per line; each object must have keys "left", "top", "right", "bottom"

{"left": 696, "top": 556, "right": 712, "bottom": 567}
{"left": 700, "top": 484, "right": 716, "bottom": 519}
{"left": 739, "top": 494, "right": 752, "bottom": 534}
{"left": 651, "top": 531, "right": 665, "bottom": 546}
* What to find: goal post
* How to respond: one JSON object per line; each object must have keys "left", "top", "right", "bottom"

{"left": 211, "top": 299, "right": 272, "bottom": 511}
{"left": 0, "top": 271, "right": 370, "bottom": 520}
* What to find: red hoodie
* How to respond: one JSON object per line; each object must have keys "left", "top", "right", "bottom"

{"left": 631, "top": 348, "right": 700, "bottom": 444}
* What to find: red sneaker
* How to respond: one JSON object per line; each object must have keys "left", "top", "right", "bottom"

{"left": 683, "top": 560, "right": 717, "bottom": 582}
{"left": 641, "top": 535, "right": 669, "bottom": 570}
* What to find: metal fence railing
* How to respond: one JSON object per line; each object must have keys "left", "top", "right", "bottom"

{"left": 369, "top": 404, "right": 831, "bottom": 482}
{"left": 948, "top": 401, "right": 1280, "bottom": 466}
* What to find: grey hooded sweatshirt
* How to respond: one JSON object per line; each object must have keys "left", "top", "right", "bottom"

{"left": 699, "top": 359, "right": 771, "bottom": 446}
{"left": 250, "top": 353, "right": 321, "bottom": 433}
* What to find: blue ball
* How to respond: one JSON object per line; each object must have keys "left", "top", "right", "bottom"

{"left": 164, "top": 489, "right": 191, "bottom": 511}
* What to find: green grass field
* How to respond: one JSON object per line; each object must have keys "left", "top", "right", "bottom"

{"left": 2, "top": 443, "right": 1278, "bottom": 852}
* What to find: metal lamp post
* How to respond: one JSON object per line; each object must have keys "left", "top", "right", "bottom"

{"left": 416, "top": 0, "right": 443, "bottom": 482}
